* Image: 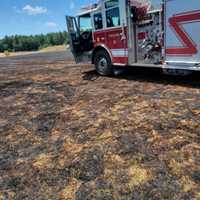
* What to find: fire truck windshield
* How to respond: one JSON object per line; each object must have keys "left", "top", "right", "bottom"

{"left": 79, "top": 14, "right": 92, "bottom": 32}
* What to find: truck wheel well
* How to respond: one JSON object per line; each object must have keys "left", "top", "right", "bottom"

{"left": 92, "top": 47, "right": 112, "bottom": 64}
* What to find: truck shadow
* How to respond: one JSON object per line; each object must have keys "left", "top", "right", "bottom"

{"left": 83, "top": 67, "right": 200, "bottom": 89}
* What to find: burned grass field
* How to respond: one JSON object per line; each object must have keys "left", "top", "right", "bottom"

{"left": 0, "top": 52, "right": 200, "bottom": 199}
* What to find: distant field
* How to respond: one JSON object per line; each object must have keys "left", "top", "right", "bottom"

{"left": 0, "top": 45, "right": 68, "bottom": 58}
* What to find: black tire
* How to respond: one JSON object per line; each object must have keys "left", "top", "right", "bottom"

{"left": 94, "top": 50, "right": 113, "bottom": 76}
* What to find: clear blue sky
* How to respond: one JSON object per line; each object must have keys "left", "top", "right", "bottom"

{"left": 0, "top": 0, "right": 160, "bottom": 38}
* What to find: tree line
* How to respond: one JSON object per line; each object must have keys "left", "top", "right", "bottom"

{"left": 0, "top": 31, "right": 69, "bottom": 52}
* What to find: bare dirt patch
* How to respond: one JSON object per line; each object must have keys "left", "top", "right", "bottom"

{"left": 0, "top": 52, "right": 200, "bottom": 199}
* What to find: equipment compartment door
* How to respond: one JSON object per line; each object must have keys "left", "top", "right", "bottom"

{"left": 165, "top": 0, "right": 200, "bottom": 65}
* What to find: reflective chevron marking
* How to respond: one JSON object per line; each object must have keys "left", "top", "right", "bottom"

{"left": 166, "top": 10, "right": 200, "bottom": 55}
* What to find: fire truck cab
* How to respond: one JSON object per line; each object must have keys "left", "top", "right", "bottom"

{"left": 66, "top": 0, "right": 200, "bottom": 75}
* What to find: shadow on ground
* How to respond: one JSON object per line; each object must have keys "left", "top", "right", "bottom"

{"left": 83, "top": 67, "right": 200, "bottom": 89}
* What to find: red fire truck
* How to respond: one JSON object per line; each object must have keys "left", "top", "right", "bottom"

{"left": 66, "top": 0, "right": 200, "bottom": 75}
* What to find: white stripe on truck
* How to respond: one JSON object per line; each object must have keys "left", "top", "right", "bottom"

{"left": 111, "top": 49, "right": 128, "bottom": 57}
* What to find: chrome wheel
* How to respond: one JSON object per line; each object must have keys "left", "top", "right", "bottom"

{"left": 98, "top": 57, "right": 108, "bottom": 74}
{"left": 94, "top": 50, "right": 112, "bottom": 76}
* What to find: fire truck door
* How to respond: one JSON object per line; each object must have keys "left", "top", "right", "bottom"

{"left": 104, "top": 27, "right": 127, "bottom": 64}
{"left": 66, "top": 16, "right": 81, "bottom": 62}
{"left": 101, "top": 1, "right": 128, "bottom": 65}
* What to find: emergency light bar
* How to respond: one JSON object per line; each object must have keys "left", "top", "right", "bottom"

{"left": 81, "top": 3, "right": 99, "bottom": 11}
{"left": 130, "top": 0, "right": 151, "bottom": 10}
